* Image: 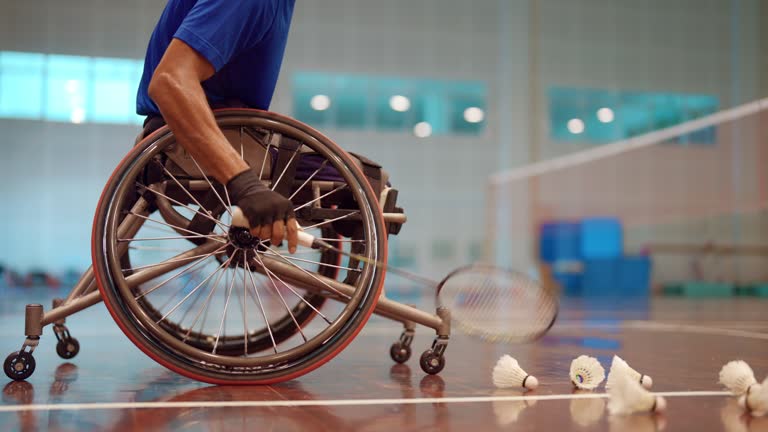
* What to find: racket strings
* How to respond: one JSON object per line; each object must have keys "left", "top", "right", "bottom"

{"left": 438, "top": 266, "right": 558, "bottom": 343}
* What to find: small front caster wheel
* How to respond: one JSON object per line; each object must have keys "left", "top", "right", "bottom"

{"left": 419, "top": 350, "right": 445, "bottom": 375}
{"left": 4, "top": 352, "right": 36, "bottom": 381}
{"left": 56, "top": 338, "right": 80, "bottom": 360}
{"left": 390, "top": 343, "right": 412, "bottom": 364}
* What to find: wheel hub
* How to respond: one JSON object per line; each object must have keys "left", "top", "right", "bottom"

{"left": 226, "top": 227, "right": 268, "bottom": 269}
{"left": 14, "top": 362, "right": 24, "bottom": 372}
{"left": 229, "top": 227, "right": 259, "bottom": 249}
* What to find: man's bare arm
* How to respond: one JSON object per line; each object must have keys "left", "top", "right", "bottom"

{"left": 148, "top": 38, "right": 246, "bottom": 184}
{"left": 147, "top": 39, "right": 297, "bottom": 251}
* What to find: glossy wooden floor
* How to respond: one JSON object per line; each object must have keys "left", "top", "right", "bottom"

{"left": 1, "top": 287, "right": 767, "bottom": 432}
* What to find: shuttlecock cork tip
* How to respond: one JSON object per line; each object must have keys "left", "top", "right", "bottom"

{"left": 524, "top": 375, "right": 539, "bottom": 390}
{"left": 641, "top": 375, "right": 653, "bottom": 389}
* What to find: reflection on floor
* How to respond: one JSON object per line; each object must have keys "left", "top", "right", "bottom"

{"left": 1, "top": 286, "right": 767, "bottom": 431}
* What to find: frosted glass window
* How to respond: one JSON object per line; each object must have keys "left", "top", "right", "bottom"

{"left": 0, "top": 51, "right": 144, "bottom": 125}
{"left": 92, "top": 58, "right": 143, "bottom": 124}
{"left": 0, "top": 52, "right": 45, "bottom": 119}
{"left": 45, "top": 55, "right": 91, "bottom": 123}
{"left": 293, "top": 72, "right": 487, "bottom": 136}
{"left": 548, "top": 87, "right": 719, "bottom": 145}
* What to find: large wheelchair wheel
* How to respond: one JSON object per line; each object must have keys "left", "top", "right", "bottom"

{"left": 92, "top": 109, "right": 388, "bottom": 384}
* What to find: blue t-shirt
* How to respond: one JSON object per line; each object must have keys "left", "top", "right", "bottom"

{"left": 136, "top": 0, "right": 295, "bottom": 116}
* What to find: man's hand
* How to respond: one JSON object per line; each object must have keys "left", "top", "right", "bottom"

{"left": 227, "top": 169, "right": 299, "bottom": 253}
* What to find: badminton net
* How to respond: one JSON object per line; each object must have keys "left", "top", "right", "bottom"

{"left": 486, "top": 98, "right": 768, "bottom": 291}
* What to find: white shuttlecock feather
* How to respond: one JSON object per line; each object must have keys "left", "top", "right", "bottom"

{"left": 607, "top": 373, "right": 666, "bottom": 415}
{"left": 492, "top": 355, "right": 539, "bottom": 390}
{"left": 570, "top": 355, "right": 605, "bottom": 390}
{"left": 738, "top": 377, "right": 768, "bottom": 417}
{"left": 606, "top": 355, "right": 653, "bottom": 390}
{"left": 719, "top": 360, "right": 758, "bottom": 396}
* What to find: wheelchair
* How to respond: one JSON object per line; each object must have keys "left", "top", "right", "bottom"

{"left": 4, "top": 110, "right": 452, "bottom": 385}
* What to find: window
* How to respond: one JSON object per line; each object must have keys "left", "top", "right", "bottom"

{"left": 0, "top": 52, "right": 45, "bottom": 119}
{"left": 0, "top": 50, "right": 144, "bottom": 125}
{"left": 548, "top": 87, "right": 719, "bottom": 145}
{"left": 294, "top": 72, "right": 487, "bottom": 137}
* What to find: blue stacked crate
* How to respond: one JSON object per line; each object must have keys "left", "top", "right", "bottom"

{"left": 540, "top": 217, "right": 652, "bottom": 299}
{"left": 581, "top": 217, "right": 651, "bottom": 298}
{"left": 539, "top": 222, "right": 582, "bottom": 296}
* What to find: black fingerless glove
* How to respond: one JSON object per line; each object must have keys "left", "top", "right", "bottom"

{"left": 226, "top": 169, "right": 295, "bottom": 227}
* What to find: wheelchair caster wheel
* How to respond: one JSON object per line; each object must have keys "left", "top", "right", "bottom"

{"left": 55, "top": 338, "right": 80, "bottom": 360}
{"left": 419, "top": 350, "right": 445, "bottom": 375}
{"left": 4, "top": 351, "right": 36, "bottom": 381}
{"left": 390, "top": 343, "right": 411, "bottom": 364}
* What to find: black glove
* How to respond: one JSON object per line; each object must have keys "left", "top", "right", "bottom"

{"left": 226, "top": 169, "right": 295, "bottom": 228}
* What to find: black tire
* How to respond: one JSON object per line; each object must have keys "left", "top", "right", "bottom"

{"left": 419, "top": 350, "right": 445, "bottom": 375}
{"left": 389, "top": 343, "right": 411, "bottom": 364}
{"left": 93, "top": 110, "right": 388, "bottom": 384}
{"left": 55, "top": 338, "right": 80, "bottom": 360}
{"left": 4, "top": 351, "right": 36, "bottom": 381}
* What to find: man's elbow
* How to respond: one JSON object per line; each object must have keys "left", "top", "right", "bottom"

{"left": 148, "top": 71, "right": 182, "bottom": 105}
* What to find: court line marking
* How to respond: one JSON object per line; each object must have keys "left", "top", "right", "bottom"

{"left": 0, "top": 391, "right": 731, "bottom": 413}
{"left": 621, "top": 321, "right": 768, "bottom": 340}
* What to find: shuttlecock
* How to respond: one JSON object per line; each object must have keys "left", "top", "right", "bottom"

{"left": 738, "top": 377, "right": 768, "bottom": 417}
{"left": 570, "top": 355, "right": 605, "bottom": 390}
{"left": 570, "top": 390, "right": 606, "bottom": 427}
{"left": 491, "top": 390, "right": 537, "bottom": 426}
{"left": 719, "top": 360, "right": 758, "bottom": 396}
{"left": 607, "top": 373, "right": 666, "bottom": 415}
{"left": 606, "top": 355, "right": 653, "bottom": 390}
{"left": 492, "top": 355, "right": 539, "bottom": 390}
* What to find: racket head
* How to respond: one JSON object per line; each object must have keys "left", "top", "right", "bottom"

{"left": 435, "top": 264, "right": 558, "bottom": 343}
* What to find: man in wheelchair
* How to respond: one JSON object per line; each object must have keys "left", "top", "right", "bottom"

{"left": 137, "top": 0, "right": 304, "bottom": 254}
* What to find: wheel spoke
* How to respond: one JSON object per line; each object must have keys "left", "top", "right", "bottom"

{"left": 302, "top": 211, "right": 360, "bottom": 231}
{"left": 212, "top": 262, "right": 238, "bottom": 354}
{"left": 182, "top": 253, "right": 234, "bottom": 342}
{"left": 241, "top": 255, "right": 248, "bottom": 355}
{"left": 288, "top": 160, "right": 328, "bottom": 201}
{"left": 292, "top": 184, "right": 347, "bottom": 212}
{"left": 239, "top": 126, "right": 244, "bottom": 159}
{"left": 138, "top": 182, "right": 230, "bottom": 231}
{"left": 258, "top": 245, "right": 352, "bottom": 300}
{"left": 187, "top": 153, "right": 233, "bottom": 218}
{"left": 123, "top": 252, "right": 221, "bottom": 273}
{"left": 158, "top": 256, "right": 233, "bottom": 324}
{"left": 133, "top": 244, "right": 228, "bottom": 299}
{"left": 244, "top": 260, "right": 278, "bottom": 354}
{"left": 253, "top": 253, "right": 308, "bottom": 341}
{"left": 129, "top": 245, "right": 189, "bottom": 252}
{"left": 129, "top": 211, "right": 222, "bottom": 240}
{"left": 258, "top": 136, "right": 274, "bottom": 181}
{"left": 261, "top": 248, "right": 360, "bottom": 273}
{"left": 255, "top": 253, "right": 331, "bottom": 325}
{"left": 270, "top": 148, "right": 300, "bottom": 191}
{"left": 156, "top": 270, "right": 205, "bottom": 321}
{"left": 119, "top": 234, "right": 226, "bottom": 243}
{"left": 162, "top": 166, "right": 228, "bottom": 230}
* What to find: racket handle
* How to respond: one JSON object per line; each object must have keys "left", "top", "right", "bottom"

{"left": 232, "top": 207, "right": 327, "bottom": 250}
{"left": 297, "top": 231, "right": 317, "bottom": 249}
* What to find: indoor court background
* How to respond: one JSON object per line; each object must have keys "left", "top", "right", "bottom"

{"left": 1, "top": 1, "right": 767, "bottom": 431}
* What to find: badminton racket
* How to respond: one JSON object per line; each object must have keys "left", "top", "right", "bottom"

{"left": 232, "top": 208, "right": 559, "bottom": 343}
{"left": 298, "top": 232, "right": 559, "bottom": 344}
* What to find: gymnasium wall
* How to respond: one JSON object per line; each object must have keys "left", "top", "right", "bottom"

{"left": 0, "top": 0, "right": 764, "bottom": 282}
